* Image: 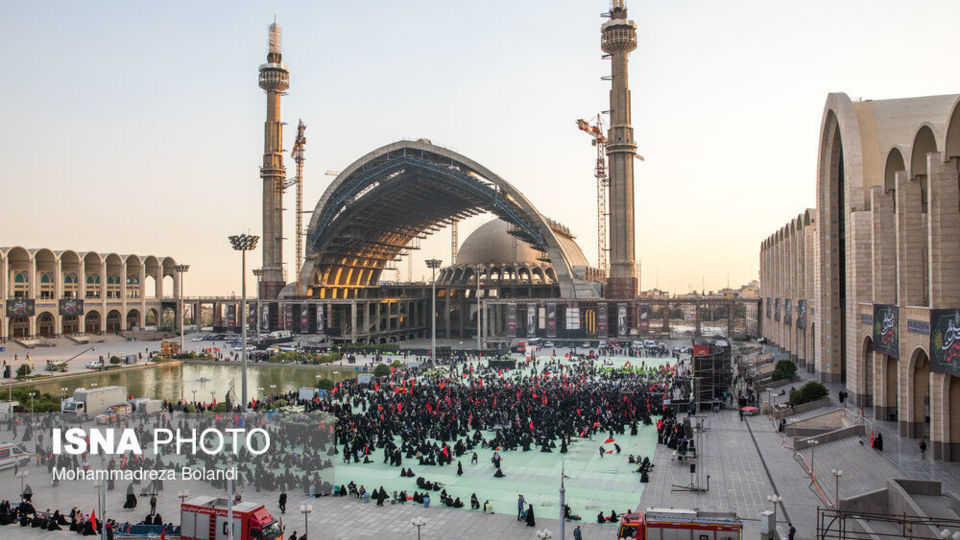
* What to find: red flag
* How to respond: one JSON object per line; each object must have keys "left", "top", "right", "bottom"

{"left": 529, "top": 420, "right": 534, "bottom": 430}
{"left": 604, "top": 438, "right": 615, "bottom": 444}
{"left": 605, "top": 450, "right": 613, "bottom": 454}
{"left": 493, "top": 396, "right": 497, "bottom": 407}
{"left": 90, "top": 509, "right": 97, "bottom": 532}
{"left": 576, "top": 409, "right": 581, "bottom": 417}
{"left": 469, "top": 412, "right": 473, "bottom": 425}
{"left": 441, "top": 445, "right": 450, "bottom": 456}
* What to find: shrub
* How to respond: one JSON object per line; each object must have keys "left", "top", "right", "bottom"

{"left": 15, "top": 364, "right": 31, "bottom": 379}
{"left": 789, "top": 381, "right": 829, "bottom": 407}
{"left": 373, "top": 363, "right": 391, "bottom": 377}
{"left": 210, "top": 402, "right": 229, "bottom": 413}
{"left": 318, "top": 352, "right": 341, "bottom": 364}
{"left": 109, "top": 356, "right": 122, "bottom": 365}
{"left": 772, "top": 360, "right": 797, "bottom": 381}
{"left": 391, "top": 360, "right": 403, "bottom": 368}
{"left": 315, "top": 378, "right": 335, "bottom": 391}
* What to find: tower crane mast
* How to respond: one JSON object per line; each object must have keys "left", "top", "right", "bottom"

{"left": 577, "top": 115, "right": 609, "bottom": 275}
{"left": 290, "top": 119, "right": 307, "bottom": 294}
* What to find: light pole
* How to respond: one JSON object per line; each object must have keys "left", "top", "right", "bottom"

{"left": 411, "top": 517, "right": 426, "bottom": 540}
{"left": 476, "top": 264, "right": 482, "bottom": 353}
{"left": 809, "top": 439, "right": 820, "bottom": 475}
{"left": 175, "top": 265, "right": 190, "bottom": 353}
{"left": 28, "top": 392, "right": 35, "bottom": 413}
{"left": 767, "top": 494, "right": 783, "bottom": 526}
{"left": 299, "top": 503, "right": 312, "bottom": 539}
{"left": 16, "top": 470, "right": 27, "bottom": 502}
{"left": 252, "top": 269, "right": 263, "bottom": 337}
{"left": 94, "top": 480, "right": 105, "bottom": 540}
{"left": 60, "top": 386, "right": 68, "bottom": 399}
{"left": 831, "top": 469, "right": 843, "bottom": 509}
{"left": 229, "top": 234, "right": 259, "bottom": 409}
{"left": 426, "top": 259, "right": 442, "bottom": 367}
{"left": 178, "top": 490, "right": 190, "bottom": 505}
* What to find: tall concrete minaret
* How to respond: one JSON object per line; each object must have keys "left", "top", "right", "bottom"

{"left": 602, "top": 0, "right": 639, "bottom": 299}
{"left": 258, "top": 20, "right": 290, "bottom": 300}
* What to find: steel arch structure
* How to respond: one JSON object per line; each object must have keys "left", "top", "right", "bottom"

{"left": 302, "top": 140, "right": 591, "bottom": 299}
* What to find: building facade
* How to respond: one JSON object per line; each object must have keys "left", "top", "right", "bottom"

{"left": 760, "top": 93, "right": 960, "bottom": 461}
{"left": 0, "top": 247, "right": 183, "bottom": 340}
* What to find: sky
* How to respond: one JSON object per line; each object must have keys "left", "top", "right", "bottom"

{"left": 3, "top": 0, "right": 960, "bottom": 297}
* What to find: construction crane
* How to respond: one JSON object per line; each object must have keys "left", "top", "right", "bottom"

{"left": 577, "top": 115, "right": 609, "bottom": 275}
{"left": 451, "top": 219, "right": 459, "bottom": 264}
{"left": 285, "top": 119, "right": 307, "bottom": 295}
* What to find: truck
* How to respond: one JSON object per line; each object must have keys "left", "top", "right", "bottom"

{"left": 180, "top": 496, "right": 282, "bottom": 540}
{"left": 60, "top": 386, "right": 128, "bottom": 421}
{"left": 130, "top": 398, "right": 164, "bottom": 415}
{"left": 0, "top": 401, "right": 20, "bottom": 422}
{"left": 617, "top": 508, "right": 742, "bottom": 540}
{"left": 268, "top": 330, "right": 292, "bottom": 340}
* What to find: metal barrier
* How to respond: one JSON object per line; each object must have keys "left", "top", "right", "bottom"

{"left": 817, "top": 506, "right": 960, "bottom": 539}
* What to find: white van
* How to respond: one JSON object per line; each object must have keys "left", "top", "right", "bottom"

{"left": 0, "top": 443, "right": 30, "bottom": 471}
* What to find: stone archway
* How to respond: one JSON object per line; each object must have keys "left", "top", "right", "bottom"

{"left": 126, "top": 309, "right": 141, "bottom": 331}
{"left": 36, "top": 312, "right": 55, "bottom": 338}
{"left": 884, "top": 354, "right": 898, "bottom": 422}
{"left": 62, "top": 315, "right": 80, "bottom": 335}
{"left": 948, "top": 376, "right": 960, "bottom": 461}
{"left": 908, "top": 348, "right": 931, "bottom": 439}
{"left": 106, "top": 310, "right": 122, "bottom": 333}
{"left": 145, "top": 309, "right": 159, "bottom": 328}
{"left": 84, "top": 311, "right": 102, "bottom": 334}
{"left": 7, "top": 317, "right": 29, "bottom": 339}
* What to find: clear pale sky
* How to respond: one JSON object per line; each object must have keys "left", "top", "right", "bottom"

{"left": 3, "top": 0, "right": 960, "bottom": 297}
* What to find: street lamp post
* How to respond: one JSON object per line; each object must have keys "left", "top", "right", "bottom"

{"left": 767, "top": 495, "right": 783, "bottom": 527}
{"left": 426, "top": 259, "right": 442, "bottom": 367}
{"left": 252, "top": 269, "right": 263, "bottom": 337}
{"left": 831, "top": 469, "right": 844, "bottom": 509}
{"left": 476, "top": 264, "right": 482, "bottom": 353}
{"left": 178, "top": 490, "right": 190, "bottom": 505}
{"left": 174, "top": 265, "right": 190, "bottom": 354}
{"left": 809, "top": 439, "right": 820, "bottom": 475}
{"left": 411, "top": 517, "right": 426, "bottom": 540}
{"left": 16, "top": 470, "right": 27, "bottom": 502}
{"left": 299, "top": 504, "right": 313, "bottom": 539}
{"left": 28, "top": 392, "right": 36, "bottom": 413}
{"left": 229, "top": 234, "right": 259, "bottom": 409}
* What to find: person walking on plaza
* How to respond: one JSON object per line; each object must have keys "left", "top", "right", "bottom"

{"left": 150, "top": 494, "right": 157, "bottom": 515}
{"left": 920, "top": 438, "right": 928, "bottom": 459}
{"left": 517, "top": 494, "right": 526, "bottom": 521}
{"left": 788, "top": 522, "right": 796, "bottom": 540}
{"left": 279, "top": 491, "right": 287, "bottom": 514}
{"left": 573, "top": 524, "right": 583, "bottom": 540}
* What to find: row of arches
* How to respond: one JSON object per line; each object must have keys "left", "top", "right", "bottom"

{"left": 4, "top": 307, "right": 176, "bottom": 339}
{"left": 438, "top": 263, "right": 559, "bottom": 286}
{"left": 0, "top": 247, "right": 180, "bottom": 301}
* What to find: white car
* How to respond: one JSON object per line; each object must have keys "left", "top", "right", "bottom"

{"left": 85, "top": 360, "right": 103, "bottom": 369}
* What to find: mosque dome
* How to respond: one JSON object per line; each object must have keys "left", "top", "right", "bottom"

{"left": 455, "top": 219, "right": 543, "bottom": 266}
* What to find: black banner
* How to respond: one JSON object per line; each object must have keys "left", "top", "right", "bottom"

{"left": 227, "top": 304, "right": 237, "bottom": 329}
{"left": 526, "top": 304, "right": 536, "bottom": 337}
{"left": 316, "top": 305, "right": 325, "bottom": 333}
{"left": 261, "top": 304, "right": 269, "bottom": 332}
{"left": 300, "top": 305, "right": 309, "bottom": 332}
{"left": 617, "top": 303, "right": 628, "bottom": 337}
{"left": 766, "top": 297, "right": 771, "bottom": 319}
{"left": 638, "top": 303, "right": 650, "bottom": 334}
{"left": 597, "top": 303, "right": 608, "bottom": 338}
{"left": 873, "top": 304, "right": 899, "bottom": 359}
{"left": 784, "top": 299, "right": 792, "bottom": 325}
{"left": 774, "top": 298, "right": 780, "bottom": 322}
{"left": 507, "top": 303, "right": 517, "bottom": 337}
{"left": 59, "top": 299, "right": 84, "bottom": 316}
{"left": 6, "top": 299, "right": 35, "bottom": 317}
{"left": 931, "top": 309, "right": 960, "bottom": 376}
{"left": 284, "top": 304, "right": 294, "bottom": 330}
{"left": 547, "top": 303, "right": 557, "bottom": 338}
{"left": 797, "top": 299, "right": 807, "bottom": 329}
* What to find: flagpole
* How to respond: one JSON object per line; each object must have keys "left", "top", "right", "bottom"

{"left": 559, "top": 462, "right": 566, "bottom": 540}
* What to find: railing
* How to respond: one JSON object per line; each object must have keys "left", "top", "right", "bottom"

{"left": 817, "top": 506, "right": 960, "bottom": 539}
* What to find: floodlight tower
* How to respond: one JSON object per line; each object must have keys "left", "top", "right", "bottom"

{"left": 602, "top": 0, "right": 639, "bottom": 298}
{"left": 258, "top": 19, "right": 290, "bottom": 300}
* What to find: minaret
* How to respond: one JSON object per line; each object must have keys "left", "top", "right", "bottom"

{"left": 602, "top": 0, "right": 639, "bottom": 298}
{"left": 258, "top": 20, "right": 290, "bottom": 300}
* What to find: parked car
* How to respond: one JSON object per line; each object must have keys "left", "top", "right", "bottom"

{"left": 85, "top": 360, "right": 103, "bottom": 369}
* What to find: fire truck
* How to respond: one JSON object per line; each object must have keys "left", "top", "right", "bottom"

{"left": 180, "top": 496, "right": 283, "bottom": 540}
{"left": 617, "top": 508, "right": 742, "bottom": 539}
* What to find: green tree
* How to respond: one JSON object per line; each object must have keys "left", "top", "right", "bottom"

{"left": 373, "top": 363, "right": 391, "bottom": 377}
{"left": 15, "top": 364, "right": 31, "bottom": 379}
{"left": 789, "top": 381, "right": 829, "bottom": 406}
{"left": 772, "top": 360, "right": 797, "bottom": 381}
{"left": 315, "top": 378, "right": 335, "bottom": 391}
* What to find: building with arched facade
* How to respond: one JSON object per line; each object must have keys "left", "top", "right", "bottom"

{"left": 760, "top": 92, "right": 960, "bottom": 461}
{"left": 0, "top": 247, "right": 183, "bottom": 340}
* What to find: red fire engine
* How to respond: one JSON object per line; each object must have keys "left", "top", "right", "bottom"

{"left": 180, "top": 496, "right": 283, "bottom": 540}
{"left": 617, "top": 508, "right": 742, "bottom": 539}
